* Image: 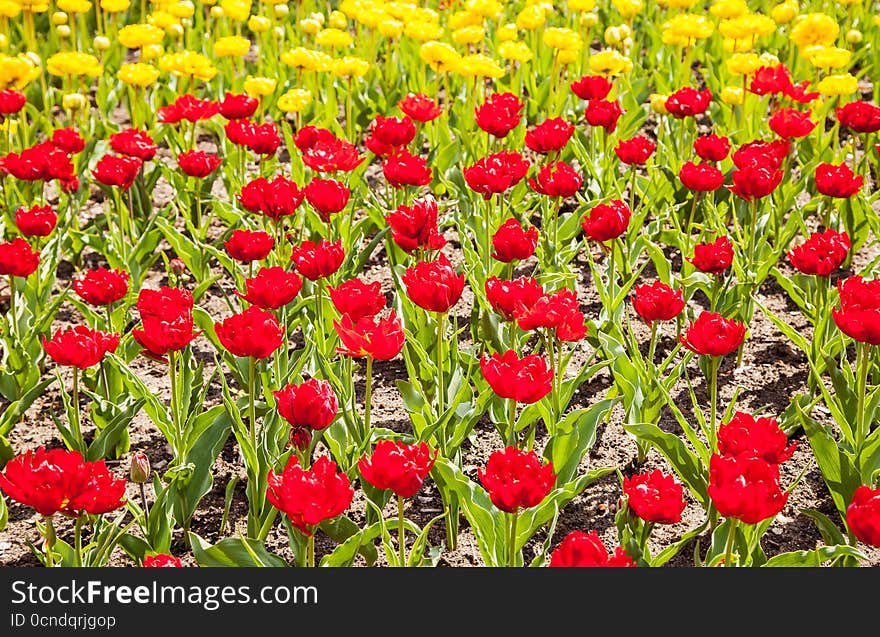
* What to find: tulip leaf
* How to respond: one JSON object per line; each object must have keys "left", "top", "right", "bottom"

{"left": 0, "top": 377, "right": 53, "bottom": 438}
{"left": 189, "top": 533, "right": 288, "bottom": 567}
{"left": 542, "top": 399, "right": 617, "bottom": 484}
{"left": 761, "top": 544, "right": 866, "bottom": 567}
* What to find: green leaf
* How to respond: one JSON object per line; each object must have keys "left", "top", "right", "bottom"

{"left": 189, "top": 533, "right": 288, "bottom": 567}
{"left": 762, "top": 545, "right": 866, "bottom": 567}
{"left": 0, "top": 378, "right": 53, "bottom": 437}
{"left": 86, "top": 399, "right": 144, "bottom": 461}
{"left": 542, "top": 400, "right": 616, "bottom": 484}
{"left": 800, "top": 508, "right": 847, "bottom": 547}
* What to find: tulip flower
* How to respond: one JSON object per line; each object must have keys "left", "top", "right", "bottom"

{"left": 474, "top": 92, "right": 524, "bottom": 138}
{"left": 275, "top": 379, "right": 339, "bottom": 461}
{"left": 481, "top": 350, "right": 553, "bottom": 446}
{"left": 143, "top": 554, "right": 183, "bottom": 568}
{"left": 219, "top": 92, "right": 259, "bottom": 120}
{"left": 385, "top": 196, "right": 446, "bottom": 255}
{"left": 359, "top": 441, "right": 437, "bottom": 565}
{"left": 847, "top": 486, "right": 880, "bottom": 548}
{"left": 224, "top": 229, "right": 274, "bottom": 263}
{"left": 109, "top": 128, "right": 156, "bottom": 161}
{"left": 304, "top": 178, "right": 350, "bottom": 222}
{"left": 382, "top": 149, "right": 432, "bottom": 189}
{"left": 491, "top": 218, "right": 538, "bottom": 265}
{"left": 549, "top": 531, "right": 635, "bottom": 567}
{"left": 717, "top": 412, "right": 797, "bottom": 465}
{"left": 570, "top": 75, "right": 613, "bottom": 100}
{"left": 177, "top": 150, "right": 222, "bottom": 179}
{"left": 238, "top": 175, "right": 305, "bottom": 222}
{"left": 525, "top": 118, "right": 574, "bottom": 154}
{"left": 397, "top": 93, "right": 442, "bottom": 122}
{"left": 74, "top": 268, "right": 130, "bottom": 315}
{"left": 815, "top": 162, "right": 863, "bottom": 198}
{"left": 328, "top": 278, "right": 386, "bottom": 322}
{"left": 623, "top": 469, "right": 686, "bottom": 525}
{"left": 236, "top": 266, "right": 303, "bottom": 310}
{"left": 693, "top": 134, "right": 730, "bottom": 162}
{"left": 266, "top": 456, "right": 353, "bottom": 566}
{"left": 485, "top": 276, "right": 545, "bottom": 323}
{"left": 479, "top": 447, "right": 555, "bottom": 566}
{"left": 665, "top": 87, "right": 712, "bottom": 118}
{"left": 15, "top": 205, "right": 57, "bottom": 238}
{"left": 294, "top": 126, "right": 364, "bottom": 173}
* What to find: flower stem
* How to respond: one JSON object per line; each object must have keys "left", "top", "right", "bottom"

{"left": 7, "top": 275, "right": 15, "bottom": 338}
{"left": 74, "top": 516, "right": 83, "bottom": 567}
{"left": 139, "top": 483, "right": 150, "bottom": 520}
{"left": 363, "top": 356, "right": 373, "bottom": 448}
{"left": 436, "top": 312, "right": 446, "bottom": 450}
{"left": 507, "top": 510, "right": 519, "bottom": 567}
{"left": 397, "top": 494, "right": 406, "bottom": 567}
{"left": 648, "top": 322, "right": 659, "bottom": 367}
{"left": 856, "top": 342, "right": 870, "bottom": 451}
{"left": 507, "top": 397, "right": 517, "bottom": 448}
{"left": 708, "top": 355, "right": 719, "bottom": 454}
{"left": 71, "top": 367, "right": 83, "bottom": 453}
{"left": 315, "top": 281, "right": 326, "bottom": 359}
{"left": 723, "top": 519, "right": 738, "bottom": 568}
{"left": 43, "top": 515, "right": 56, "bottom": 568}
{"left": 169, "top": 351, "right": 181, "bottom": 460}
{"left": 248, "top": 356, "right": 257, "bottom": 452}
{"left": 307, "top": 533, "right": 316, "bottom": 568}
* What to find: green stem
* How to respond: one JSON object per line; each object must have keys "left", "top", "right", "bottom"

{"left": 608, "top": 239, "right": 617, "bottom": 307}
{"left": 74, "top": 516, "right": 83, "bottom": 567}
{"left": 307, "top": 533, "right": 315, "bottom": 568}
{"left": 169, "top": 351, "right": 181, "bottom": 459}
{"left": 507, "top": 510, "right": 519, "bottom": 567}
{"left": 71, "top": 368, "right": 83, "bottom": 453}
{"left": 139, "top": 483, "right": 150, "bottom": 520}
{"left": 315, "top": 281, "right": 326, "bottom": 359}
{"left": 248, "top": 356, "right": 257, "bottom": 452}
{"left": 856, "top": 342, "right": 870, "bottom": 451}
{"left": 648, "top": 322, "right": 659, "bottom": 367}
{"left": 43, "top": 516, "right": 56, "bottom": 568}
{"left": 363, "top": 356, "right": 373, "bottom": 447}
{"left": 7, "top": 275, "right": 15, "bottom": 338}
{"left": 397, "top": 494, "right": 406, "bottom": 567}
{"left": 723, "top": 519, "right": 738, "bottom": 568}
{"left": 708, "top": 356, "right": 719, "bottom": 454}
{"left": 436, "top": 312, "right": 446, "bottom": 424}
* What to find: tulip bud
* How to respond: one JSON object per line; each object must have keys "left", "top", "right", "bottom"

{"left": 846, "top": 29, "right": 863, "bottom": 43}
{"left": 63, "top": 93, "right": 87, "bottom": 111}
{"left": 273, "top": 4, "right": 288, "bottom": 17}
{"left": 649, "top": 93, "right": 668, "bottom": 114}
{"left": 289, "top": 427, "right": 312, "bottom": 451}
{"left": 181, "top": 18, "right": 192, "bottom": 28}
{"left": 52, "top": 11, "right": 68, "bottom": 24}
{"left": 93, "top": 35, "right": 110, "bottom": 51}
{"left": 248, "top": 15, "right": 271, "bottom": 32}
{"left": 167, "top": 23, "right": 184, "bottom": 38}
{"left": 273, "top": 26, "right": 285, "bottom": 39}
{"left": 57, "top": 24, "right": 72, "bottom": 38}
{"left": 210, "top": 6, "right": 224, "bottom": 18}
{"left": 580, "top": 12, "right": 599, "bottom": 27}
{"left": 329, "top": 10, "right": 347, "bottom": 29}
{"left": 130, "top": 453, "right": 150, "bottom": 483}
{"left": 169, "top": 258, "right": 187, "bottom": 277}
{"left": 720, "top": 86, "right": 744, "bottom": 105}
{"left": 25, "top": 51, "right": 41, "bottom": 66}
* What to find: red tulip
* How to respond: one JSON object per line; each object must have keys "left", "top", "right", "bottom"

{"left": 581, "top": 199, "right": 631, "bottom": 242}
{"left": 15, "top": 204, "right": 57, "bottom": 237}
{"left": 42, "top": 326, "right": 119, "bottom": 369}
{"left": 785, "top": 80, "right": 819, "bottom": 104}
{"left": 397, "top": 93, "right": 442, "bottom": 122}
{"left": 74, "top": 268, "right": 129, "bottom": 306}
{"left": 749, "top": 64, "right": 792, "bottom": 97}
{"left": 158, "top": 94, "right": 219, "bottom": 123}
{"left": 266, "top": 455, "right": 353, "bottom": 536}
{"left": 693, "top": 134, "right": 730, "bottom": 162}
{"left": 224, "top": 229, "right": 274, "bottom": 263}
{"left": 480, "top": 350, "right": 553, "bottom": 404}
{"left": 305, "top": 178, "right": 350, "bottom": 221}
{"left": 615, "top": 135, "right": 656, "bottom": 165}
{"left": 358, "top": 441, "right": 437, "bottom": 498}
{"left": 215, "top": 306, "right": 283, "bottom": 358}
{"left": 717, "top": 412, "right": 797, "bottom": 465}
{"left": 294, "top": 126, "right": 364, "bottom": 173}
{"left": 787, "top": 230, "right": 850, "bottom": 277}
{"left": 334, "top": 311, "right": 405, "bottom": 360}
{"left": 290, "top": 239, "right": 345, "bottom": 281}
{"left": 631, "top": 281, "right": 685, "bottom": 325}
{"left": 708, "top": 453, "right": 788, "bottom": 524}
{"left": 729, "top": 163, "right": 783, "bottom": 201}
{"left": 679, "top": 161, "right": 724, "bottom": 192}
{"left": 329, "top": 278, "right": 386, "bottom": 321}
{"left": 474, "top": 92, "right": 524, "bottom": 138}
{"left": 237, "top": 266, "right": 303, "bottom": 309}
{"left": 464, "top": 151, "right": 530, "bottom": 199}
{"left": 0, "top": 89, "right": 26, "bottom": 114}
{"left": 570, "top": 75, "right": 613, "bottom": 101}
{"left": 528, "top": 161, "right": 583, "bottom": 198}
{"left": 51, "top": 128, "right": 84, "bottom": 154}
{"left": 478, "top": 446, "right": 555, "bottom": 513}
{"left": 688, "top": 236, "right": 733, "bottom": 274}
{"left": 178, "top": 150, "right": 222, "bottom": 178}
{"left": 514, "top": 288, "right": 587, "bottom": 342}
{"left": 2, "top": 142, "right": 73, "bottom": 182}
{"left": 847, "top": 486, "right": 880, "bottom": 547}
{"left": 143, "top": 554, "right": 183, "bottom": 568}
{"left": 525, "top": 117, "right": 575, "bottom": 154}
{"left": 402, "top": 254, "right": 465, "bottom": 314}
{"left": 219, "top": 92, "right": 259, "bottom": 120}
{"left": 679, "top": 311, "right": 746, "bottom": 357}
{"left": 0, "top": 238, "right": 39, "bottom": 277}
{"left": 238, "top": 175, "right": 304, "bottom": 221}
{"left": 549, "top": 531, "right": 636, "bottom": 567}
{"left": 385, "top": 196, "right": 447, "bottom": 254}
{"left": 491, "top": 218, "right": 538, "bottom": 263}
{"left": 92, "top": 154, "right": 142, "bottom": 190}
{"left": 815, "top": 162, "right": 863, "bottom": 198}
{"left": 836, "top": 101, "right": 880, "bottom": 134}
{"left": 665, "top": 87, "right": 711, "bottom": 118}
{"left": 485, "top": 276, "right": 544, "bottom": 321}
{"left": 225, "top": 120, "right": 281, "bottom": 155}
{"left": 274, "top": 378, "right": 338, "bottom": 430}
{"left": 623, "top": 469, "right": 686, "bottom": 524}
{"left": 109, "top": 128, "right": 156, "bottom": 161}
{"left": 769, "top": 108, "right": 817, "bottom": 139}
{"left": 0, "top": 448, "right": 126, "bottom": 517}
{"left": 369, "top": 115, "right": 416, "bottom": 149}
{"left": 132, "top": 287, "right": 199, "bottom": 358}
{"left": 732, "top": 140, "right": 789, "bottom": 169}
{"left": 584, "top": 98, "right": 623, "bottom": 132}
{"left": 382, "top": 149, "right": 432, "bottom": 188}
{"left": 832, "top": 275, "right": 880, "bottom": 345}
